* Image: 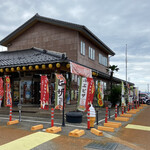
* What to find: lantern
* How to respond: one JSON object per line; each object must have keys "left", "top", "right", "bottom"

{"left": 35, "top": 65, "right": 39, "bottom": 70}
{"left": 66, "top": 64, "right": 70, "bottom": 69}
{"left": 0, "top": 69, "right": 4, "bottom": 73}
{"left": 5, "top": 68, "right": 9, "bottom": 72}
{"left": 11, "top": 68, "right": 15, "bottom": 72}
{"left": 29, "top": 66, "right": 33, "bottom": 70}
{"left": 17, "top": 67, "right": 21, "bottom": 71}
{"left": 42, "top": 64, "right": 46, "bottom": 69}
{"left": 48, "top": 64, "right": 53, "bottom": 69}
{"left": 56, "top": 63, "right": 61, "bottom": 68}
{"left": 22, "top": 66, "right": 26, "bottom": 71}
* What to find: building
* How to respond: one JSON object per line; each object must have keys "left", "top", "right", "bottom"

{"left": 0, "top": 14, "right": 134, "bottom": 107}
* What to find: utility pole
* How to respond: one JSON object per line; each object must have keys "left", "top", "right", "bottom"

{"left": 125, "top": 44, "right": 127, "bottom": 83}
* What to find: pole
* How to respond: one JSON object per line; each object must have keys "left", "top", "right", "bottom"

{"left": 51, "top": 107, "right": 54, "bottom": 127}
{"left": 96, "top": 110, "right": 98, "bottom": 125}
{"left": 87, "top": 109, "right": 90, "bottom": 129}
{"left": 62, "top": 89, "right": 65, "bottom": 127}
{"left": 9, "top": 105, "right": 12, "bottom": 121}
{"left": 105, "top": 107, "right": 108, "bottom": 123}
{"left": 115, "top": 105, "right": 117, "bottom": 118}
{"left": 122, "top": 103, "right": 124, "bottom": 114}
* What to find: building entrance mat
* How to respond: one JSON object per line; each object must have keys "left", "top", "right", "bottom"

{"left": 85, "top": 142, "right": 118, "bottom": 150}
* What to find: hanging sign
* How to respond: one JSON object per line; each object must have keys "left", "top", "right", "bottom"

{"left": 77, "top": 77, "right": 88, "bottom": 111}
{"left": 55, "top": 74, "right": 66, "bottom": 110}
{"left": 5, "top": 76, "right": 12, "bottom": 107}
{"left": 97, "top": 81, "right": 104, "bottom": 107}
{"left": 121, "top": 81, "right": 126, "bottom": 106}
{"left": 40, "top": 75, "right": 49, "bottom": 110}
{"left": 86, "top": 78, "right": 95, "bottom": 110}
{"left": 70, "top": 62, "right": 92, "bottom": 78}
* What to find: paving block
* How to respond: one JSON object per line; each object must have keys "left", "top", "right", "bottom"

{"left": 7, "top": 120, "right": 19, "bottom": 125}
{"left": 91, "top": 128, "right": 103, "bottom": 136}
{"left": 31, "top": 124, "right": 43, "bottom": 131}
{"left": 133, "top": 109, "right": 140, "bottom": 112}
{"left": 104, "top": 123, "right": 120, "bottom": 128}
{"left": 98, "top": 126, "right": 114, "bottom": 132}
{"left": 138, "top": 107, "right": 143, "bottom": 109}
{"left": 74, "top": 130, "right": 85, "bottom": 137}
{"left": 69, "top": 129, "right": 80, "bottom": 137}
{"left": 115, "top": 117, "right": 129, "bottom": 122}
{"left": 120, "top": 114, "right": 132, "bottom": 117}
{"left": 107, "top": 121, "right": 122, "bottom": 127}
{"left": 127, "top": 111, "right": 137, "bottom": 114}
{"left": 141, "top": 104, "right": 147, "bottom": 107}
{"left": 46, "top": 126, "right": 61, "bottom": 133}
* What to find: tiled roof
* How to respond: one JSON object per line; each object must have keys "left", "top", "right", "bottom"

{"left": 0, "top": 47, "right": 66, "bottom": 68}
{"left": 0, "top": 14, "right": 115, "bottom": 56}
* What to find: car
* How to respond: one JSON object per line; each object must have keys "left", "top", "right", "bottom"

{"left": 146, "top": 100, "right": 150, "bottom": 105}
{"left": 139, "top": 93, "right": 148, "bottom": 104}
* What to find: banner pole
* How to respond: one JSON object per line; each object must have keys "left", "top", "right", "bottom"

{"left": 62, "top": 89, "right": 65, "bottom": 127}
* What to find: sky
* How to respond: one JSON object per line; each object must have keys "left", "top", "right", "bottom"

{"left": 0, "top": 0, "right": 150, "bottom": 92}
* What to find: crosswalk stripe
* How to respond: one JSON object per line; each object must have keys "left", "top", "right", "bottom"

{"left": 0, "top": 131, "right": 59, "bottom": 150}
{"left": 125, "top": 124, "right": 150, "bottom": 131}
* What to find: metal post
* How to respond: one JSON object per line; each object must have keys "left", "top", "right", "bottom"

{"left": 62, "top": 89, "right": 65, "bottom": 127}
{"left": 115, "top": 105, "right": 117, "bottom": 118}
{"left": 117, "top": 105, "right": 119, "bottom": 115}
{"left": 108, "top": 107, "right": 111, "bottom": 119}
{"left": 96, "top": 110, "right": 98, "bottom": 125}
{"left": 105, "top": 107, "right": 108, "bottom": 123}
{"left": 18, "top": 104, "right": 22, "bottom": 122}
{"left": 87, "top": 109, "right": 90, "bottom": 129}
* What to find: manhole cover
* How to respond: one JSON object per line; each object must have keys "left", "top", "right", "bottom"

{"left": 85, "top": 142, "right": 118, "bottom": 150}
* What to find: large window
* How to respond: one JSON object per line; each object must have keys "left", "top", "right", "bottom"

{"left": 99, "top": 53, "right": 108, "bottom": 66}
{"left": 80, "top": 41, "right": 85, "bottom": 55}
{"left": 89, "top": 46, "right": 95, "bottom": 60}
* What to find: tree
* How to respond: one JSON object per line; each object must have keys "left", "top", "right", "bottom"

{"left": 106, "top": 65, "right": 119, "bottom": 101}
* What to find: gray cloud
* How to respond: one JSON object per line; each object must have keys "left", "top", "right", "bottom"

{"left": 0, "top": 0, "right": 150, "bottom": 91}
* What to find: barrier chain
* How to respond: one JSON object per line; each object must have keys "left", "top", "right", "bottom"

{"left": 51, "top": 108, "right": 54, "bottom": 127}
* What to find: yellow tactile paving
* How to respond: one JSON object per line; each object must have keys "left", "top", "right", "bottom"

{"left": 125, "top": 124, "right": 150, "bottom": 131}
{"left": 0, "top": 131, "right": 59, "bottom": 150}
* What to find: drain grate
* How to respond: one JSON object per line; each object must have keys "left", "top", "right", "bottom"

{"left": 85, "top": 142, "right": 118, "bottom": 150}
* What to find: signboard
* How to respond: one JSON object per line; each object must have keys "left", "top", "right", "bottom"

{"left": 86, "top": 78, "right": 95, "bottom": 111}
{"left": 5, "top": 76, "right": 12, "bottom": 107}
{"left": 70, "top": 62, "right": 92, "bottom": 78}
{"left": 77, "top": 77, "right": 95, "bottom": 111}
{"left": 77, "top": 77, "right": 88, "bottom": 111}
{"left": 55, "top": 74, "right": 66, "bottom": 110}
{"left": 40, "top": 75, "right": 49, "bottom": 110}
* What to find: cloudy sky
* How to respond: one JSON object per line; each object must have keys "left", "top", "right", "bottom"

{"left": 0, "top": 0, "right": 150, "bottom": 92}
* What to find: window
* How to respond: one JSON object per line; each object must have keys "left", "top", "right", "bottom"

{"left": 99, "top": 54, "right": 108, "bottom": 66}
{"left": 80, "top": 41, "right": 85, "bottom": 55}
{"left": 88, "top": 46, "right": 95, "bottom": 60}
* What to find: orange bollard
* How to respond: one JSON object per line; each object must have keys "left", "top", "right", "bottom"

{"left": 105, "top": 107, "right": 108, "bottom": 123}
{"left": 115, "top": 105, "right": 117, "bottom": 118}
{"left": 51, "top": 108, "right": 54, "bottom": 127}
{"left": 9, "top": 105, "right": 12, "bottom": 121}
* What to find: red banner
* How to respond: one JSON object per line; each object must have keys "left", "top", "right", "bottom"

{"left": 70, "top": 62, "right": 92, "bottom": 78}
{"left": 0, "top": 77, "right": 4, "bottom": 101}
{"left": 86, "top": 78, "right": 95, "bottom": 111}
{"left": 5, "top": 76, "right": 12, "bottom": 107}
{"left": 40, "top": 76, "right": 49, "bottom": 110}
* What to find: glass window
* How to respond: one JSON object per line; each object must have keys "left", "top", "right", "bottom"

{"left": 89, "top": 47, "right": 95, "bottom": 60}
{"left": 99, "top": 54, "right": 108, "bottom": 66}
{"left": 80, "top": 41, "right": 85, "bottom": 55}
